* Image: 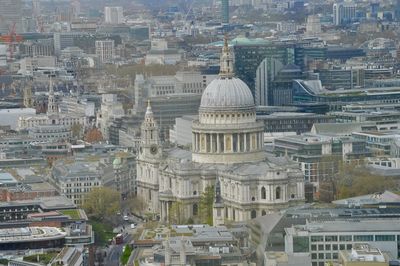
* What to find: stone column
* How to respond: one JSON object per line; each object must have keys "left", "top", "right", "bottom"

{"left": 217, "top": 133, "right": 220, "bottom": 153}
{"left": 244, "top": 133, "right": 247, "bottom": 151}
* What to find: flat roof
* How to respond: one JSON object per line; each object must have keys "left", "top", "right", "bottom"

{"left": 0, "top": 227, "right": 66, "bottom": 243}
{"left": 0, "top": 172, "right": 18, "bottom": 184}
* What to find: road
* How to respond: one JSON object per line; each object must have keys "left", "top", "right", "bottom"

{"left": 104, "top": 214, "right": 142, "bottom": 266}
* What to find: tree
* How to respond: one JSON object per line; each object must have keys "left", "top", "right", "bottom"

{"left": 71, "top": 123, "right": 83, "bottom": 139}
{"left": 83, "top": 187, "right": 121, "bottom": 220}
{"left": 169, "top": 201, "right": 184, "bottom": 224}
{"left": 336, "top": 163, "right": 396, "bottom": 199}
{"left": 199, "top": 185, "right": 214, "bottom": 225}
{"left": 85, "top": 127, "right": 103, "bottom": 143}
{"left": 127, "top": 195, "right": 147, "bottom": 214}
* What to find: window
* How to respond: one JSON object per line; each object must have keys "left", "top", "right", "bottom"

{"left": 262, "top": 210, "right": 266, "bottom": 216}
{"left": 311, "top": 253, "right": 317, "bottom": 260}
{"left": 332, "top": 244, "right": 338, "bottom": 250}
{"left": 261, "top": 186, "right": 266, "bottom": 199}
{"left": 325, "top": 235, "right": 338, "bottom": 242}
{"left": 339, "top": 244, "right": 346, "bottom": 250}
{"left": 325, "top": 244, "right": 331, "bottom": 251}
{"left": 354, "top": 235, "right": 373, "bottom": 242}
{"left": 326, "top": 253, "right": 331, "bottom": 259}
{"left": 339, "top": 235, "right": 352, "bottom": 242}
{"left": 318, "top": 244, "right": 324, "bottom": 251}
{"left": 333, "top": 253, "right": 338, "bottom": 259}
{"left": 375, "top": 235, "right": 395, "bottom": 241}
{"left": 318, "top": 253, "right": 324, "bottom": 259}
{"left": 311, "top": 236, "right": 324, "bottom": 242}
{"left": 311, "top": 244, "right": 317, "bottom": 251}
{"left": 293, "top": 237, "right": 309, "bottom": 253}
{"left": 251, "top": 210, "right": 257, "bottom": 219}
{"left": 346, "top": 244, "right": 352, "bottom": 250}
{"left": 193, "top": 204, "right": 198, "bottom": 216}
{"left": 275, "top": 187, "right": 281, "bottom": 199}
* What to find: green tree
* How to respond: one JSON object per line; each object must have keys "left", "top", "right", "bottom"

{"left": 127, "top": 195, "right": 147, "bottom": 214}
{"left": 83, "top": 187, "right": 121, "bottom": 220}
{"left": 336, "top": 163, "right": 396, "bottom": 199}
{"left": 71, "top": 123, "right": 83, "bottom": 138}
{"left": 199, "top": 185, "right": 214, "bottom": 225}
{"left": 169, "top": 201, "right": 184, "bottom": 224}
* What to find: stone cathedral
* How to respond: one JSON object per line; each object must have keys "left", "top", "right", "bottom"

{"left": 136, "top": 39, "right": 305, "bottom": 224}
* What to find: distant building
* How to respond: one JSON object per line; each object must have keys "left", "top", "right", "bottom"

{"left": 145, "top": 39, "right": 181, "bottom": 65}
{"left": 221, "top": 0, "right": 229, "bottom": 24}
{"left": 0, "top": 0, "right": 23, "bottom": 33}
{"left": 104, "top": 6, "right": 123, "bottom": 24}
{"left": 333, "top": 2, "right": 356, "bottom": 26}
{"left": 95, "top": 39, "right": 115, "bottom": 63}
{"left": 52, "top": 160, "right": 102, "bottom": 206}
{"left": 339, "top": 244, "right": 391, "bottom": 266}
{"left": 306, "top": 15, "right": 321, "bottom": 36}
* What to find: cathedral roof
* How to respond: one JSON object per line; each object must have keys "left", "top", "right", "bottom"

{"left": 199, "top": 36, "right": 255, "bottom": 112}
{"left": 200, "top": 78, "right": 255, "bottom": 111}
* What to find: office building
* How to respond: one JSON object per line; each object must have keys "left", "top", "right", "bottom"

{"left": 333, "top": 2, "right": 356, "bottom": 26}
{"left": 95, "top": 39, "right": 115, "bottom": 63}
{"left": 306, "top": 15, "right": 322, "bottom": 36}
{"left": 221, "top": 0, "right": 229, "bottom": 24}
{"left": 0, "top": 0, "right": 23, "bottom": 33}
{"left": 255, "top": 57, "right": 284, "bottom": 106}
{"left": 233, "top": 38, "right": 295, "bottom": 99}
{"left": 104, "top": 6, "right": 123, "bottom": 24}
{"left": 51, "top": 160, "right": 103, "bottom": 206}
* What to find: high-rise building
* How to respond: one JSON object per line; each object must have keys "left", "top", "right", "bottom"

{"left": 255, "top": 57, "right": 284, "bottom": 106}
{"left": 233, "top": 39, "right": 295, "bottom": 98}
{"left": 104, "top": 6, "right": 123, "bottom": 24}
{"left": 95, "top": 39, "right": 115, "bottom": 63}
{"left": 70, "top": 0, "right": 81, "bottom": 18}
{"left": 333, "top": 2, "right": 356, "bottom": 26}
{"left": 396, "top": 0, "right": 400, "bottom": 21}
{"left": 0, "top": 0, "right": 23, "bottom": 33}
{"left": 221, "top": 0, "right": 229, "bottom": 24}
{"left": 306, "top": 15, "right": 321, "bottom": 36}
{"left": 32, "top": 0, "right": 41, "bottom": 18}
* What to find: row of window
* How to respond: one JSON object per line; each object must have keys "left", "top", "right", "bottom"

{"left": 311, "top": 234, "right": 396, "bottom": 242}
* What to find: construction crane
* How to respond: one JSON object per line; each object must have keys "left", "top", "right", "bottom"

{"left": 0, "top": 23, "right": 23, "bottom": 62}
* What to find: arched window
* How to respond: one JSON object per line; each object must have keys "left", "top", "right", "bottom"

{"left": 261, "top": 186, "right": 266, "bottom": 199}
{"left": 251, "top": 210, "right": 257, "bottom": 219}
{"left": 262, "top": 210, "right": 266, "bottom": 216}
{"left": 276, "top": 187, "right": 281, "bottom": 200}
{"left": 193, "top": 203, "right": 198, "bottom": 216}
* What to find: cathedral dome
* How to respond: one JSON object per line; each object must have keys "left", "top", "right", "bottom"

{"left": 200, "top": 77, "right": 255, "bottom": 112}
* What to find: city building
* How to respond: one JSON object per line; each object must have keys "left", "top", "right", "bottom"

{"left": 104, "top": 6, "right": 124, "bottom": 24}
{"left": 0, "top": 0, "right": 23, "bottom": 33}
{"left": 306, "top": 15, "right": 322, "bottom": 36}
{"left": 137, "top": 39, "right": 305, "bottom": 223}
{"left": 51, "top": 160, "right": 103, "bottom": 206}
{"left": 145, "top": 39, "right": 182, "bottom": 65}
{"left": 339, "top": 244, "right": 391, "bottom": 266}
{"left": 333, "top": 2, "right": 356, "bottom": 26}
{"left": 272, "top": 133, "right": 368, "bottom": 194}
{"left": 95, "top": 39, "right": 115, "bottom": 63}
{"left": 0, "top": 227, "right": 66, "bottom": 250}
{"left": 221, "top": 0, "right": 229, "bottom": 24}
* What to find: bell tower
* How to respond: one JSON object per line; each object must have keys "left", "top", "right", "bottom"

{"left": 139, "top": 100, "right": 161, "bottom": 159}
{"left": 47, "top": 76, "right": 58, "bottom": 115}
{"left": 23, "top": 83, "right": 33, "bottom": 108}
{"left": 213, "top": 178, "right": 225, "bottom": 226}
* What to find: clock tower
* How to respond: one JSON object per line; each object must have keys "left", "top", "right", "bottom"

{"left": 137, "top": 100, "right": 161, "bottom": 213}
{"left": 139, "top": 100, "right": 161, "bottom": 159}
